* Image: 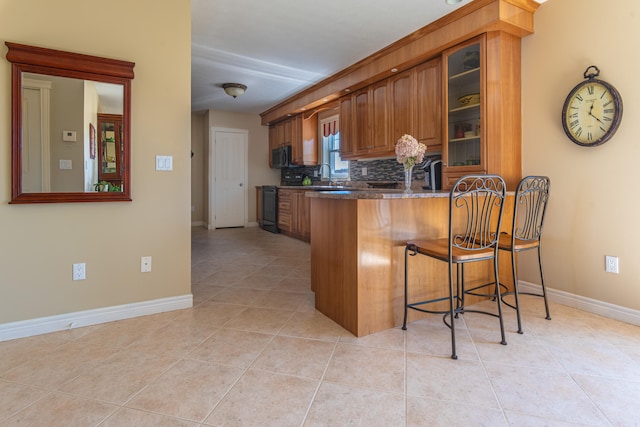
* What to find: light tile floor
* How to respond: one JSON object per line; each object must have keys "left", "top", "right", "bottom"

{"left": 1, "top": 226, "right": 640, "bottom": 426}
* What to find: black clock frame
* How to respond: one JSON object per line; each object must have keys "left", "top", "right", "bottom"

{"left": 561, "top": 66, "right": 623, "bottom": 147}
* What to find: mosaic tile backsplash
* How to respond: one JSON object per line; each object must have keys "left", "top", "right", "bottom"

{"left": 285, "top": 157, "right": 441, "bottom": 186}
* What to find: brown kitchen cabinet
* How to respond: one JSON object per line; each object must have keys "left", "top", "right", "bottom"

{"left": 268, "top": 120, "right": 289, "bottom": 152}
{"left": 338, "top": 96, "right": 353, "bottom": 158}
{"left": 293, "top": 190, "right": 311, "bottom": 241}
{"left": 352, "top": 88, "right": 371, "bottom": 155}
{"left": 370, "top": 80, "right": 390, "bottom": 154}
{"left": 442, "top": 33, "right": 521, "bottom": 190}
{"left": 340, "top": 59, "right": 442, "bottom": 159}
{"left": 290, "top": 114, "right": 318, "bottom": 166}
{"left": 341, "top": 83, "right": 390, "bottom": 158}
{"left": 413, "top": 58, "right": 442, "bottom": 151}
{"left": 268, "top": 125, "right": 278, "bottom": 168}
{"left": 256, "top": 186, "right": 263, "bottom": 227}
{"left": 277, "top": 189, "right": 292, "bottom": 232}
{"left": 269, "top": 114, "right": 318, "bottom": 167}
{"left": 389, "top": 68, "right": 413, "bottom": 144}
{"left": 277, "top": 188, "right": 311, "bottom": 242}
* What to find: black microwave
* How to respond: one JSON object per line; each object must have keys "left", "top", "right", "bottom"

{"left": 271, "top": 145, "right": 292, "bottom": 168}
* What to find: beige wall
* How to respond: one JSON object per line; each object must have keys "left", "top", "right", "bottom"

{"left": 0, "top": 0, "right": 192, "bottom": 323}
{"left": 521, "top": 0, "right": 640, "bottom": 310}
{"left": 193, "top": 110, "right": 279, "bottom": 227}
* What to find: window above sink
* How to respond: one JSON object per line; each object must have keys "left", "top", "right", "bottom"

{"left": 320, "top": 115, "right": 349, "bottom": 181}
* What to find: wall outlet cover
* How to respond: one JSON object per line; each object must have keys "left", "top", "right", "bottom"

{"left": 73, "top": 263, "right": 86, "bottom": 280}
{"left": 141, "top": 256, "right": 152, "bottom": 273}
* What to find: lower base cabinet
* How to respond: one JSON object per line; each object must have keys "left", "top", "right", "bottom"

{"left": 256, "top": 187, "right": 263, "bottom": 227}
{"left": 277, "top": 188, "right": 311, "bottom": 242}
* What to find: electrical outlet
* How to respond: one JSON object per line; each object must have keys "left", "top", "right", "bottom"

{"left": 73, "top": 263, "right": 86, "bottom": 280}
{"left": 605, "top": 255, "right": 619, "bottom": 274}
{"left": 141, "top": 256, "right": 152, "bottom": 273}
{"left": 362, "top": 167, "right": 368, "bottom": 176}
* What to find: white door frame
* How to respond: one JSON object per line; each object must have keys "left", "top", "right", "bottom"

{"left": 208, "top": 127, "right": 249, "bottom": 229}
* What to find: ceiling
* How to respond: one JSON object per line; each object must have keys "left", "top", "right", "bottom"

{"left": 191, "top": 0, "right": 475, "bottom": 115}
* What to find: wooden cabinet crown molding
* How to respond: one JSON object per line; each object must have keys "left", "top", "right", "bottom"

{"left": 260, "top": 0, "right": 538, "bottom": 126}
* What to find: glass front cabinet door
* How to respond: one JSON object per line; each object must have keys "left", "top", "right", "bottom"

{"left": 97, "top": 113, "right": 123, "bottom": 189}
{"left": 442, "top": 36, "right": 484, "bottom": 188}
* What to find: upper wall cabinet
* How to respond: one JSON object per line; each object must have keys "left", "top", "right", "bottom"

{"left": 267, "top": 113, "right": 318, "bottom": 167}
{"left": 290, "top": 114, "right": 318, "bottom": 166}
{"left": 340, "top": 59, "right": 442, "bottom": 159}
{"left": 5, "top": 42, "right": 135, "bottom": 203}
{"left": 441, "top": 32, "right": 522, "bottom": 190}
{"left": 413, "top": 59, "right": 442, "bottom": 150}
{"left": 443, "top": 37, "right": 483, "bottom": 179}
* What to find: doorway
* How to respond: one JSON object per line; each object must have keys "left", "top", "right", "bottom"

{"left": 22, "top": 78, "right": 52, "bottom": 192}
{"left": 209, "top": 128, "right": 248, "bottom": 228}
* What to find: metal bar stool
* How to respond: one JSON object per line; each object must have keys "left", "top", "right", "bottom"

{"left": 499, "top": 175, "right": 551, "bottom": 334}
{"left": 402, "top": 175, "right": 507, "bottom": 360}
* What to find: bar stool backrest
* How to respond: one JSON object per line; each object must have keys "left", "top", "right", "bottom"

{"left": 449, "top": 175, "right": 507, "bottom": 253}
{"left": 512, "top": 176, "right": 551, "bottom": 243}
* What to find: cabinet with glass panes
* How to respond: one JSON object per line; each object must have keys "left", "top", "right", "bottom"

{"left": 443, "top": 37, "right": 482, "bottom": 184}
{"left": 441, "top": 32, "right": 522, "bottom": 190}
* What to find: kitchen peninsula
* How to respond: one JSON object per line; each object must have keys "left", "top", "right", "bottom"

{"left": 308, "top": 189, "right": 514, "bottom": 337}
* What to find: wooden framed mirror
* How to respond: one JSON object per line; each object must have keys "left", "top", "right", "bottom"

{"left": 5, "top": 42, "right": 135, "bottom": 203}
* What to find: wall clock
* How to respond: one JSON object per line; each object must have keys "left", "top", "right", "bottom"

{"left": 561, "top": 65, "right": 623, "bottom": 147}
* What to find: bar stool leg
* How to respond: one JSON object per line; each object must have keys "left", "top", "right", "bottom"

{"left": 538, "top": 246, "right": 551, "bottom": 320}
{"left": 495, "top": 256, "right": 507, "bottom": 346}
{"left": 402, "top": 245, "right": 410, "bottom": 330}
{"left": 511, "top": 250, "right": 524, "bottom": 334}
{"left": 448, "top": 262, "right": 457, "bottom": 360}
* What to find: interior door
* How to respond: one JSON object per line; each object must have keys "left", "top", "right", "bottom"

{"left": 213, "top": 129, "right": 247, "bottom": 228}
{"left": 21, "top": 80, "right": 51, "bottom": 193}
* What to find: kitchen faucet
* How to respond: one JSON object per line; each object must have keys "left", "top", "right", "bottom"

{"left": 318, "top": 163, "right": 331, "bottom": 180}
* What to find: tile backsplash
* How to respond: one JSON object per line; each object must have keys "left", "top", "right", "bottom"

{"left": 350, "top": 158, "right": 424, "bottom": 182}
{"left": 287, "top": 156, "right": 444, "bottom": 185}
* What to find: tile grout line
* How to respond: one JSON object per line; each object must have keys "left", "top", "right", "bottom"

{"left": 299, "top": 337, "right": 341, "bottom": 426}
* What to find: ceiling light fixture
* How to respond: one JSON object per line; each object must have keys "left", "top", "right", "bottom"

{"left": 445, "top": 0, "right": 463, "bottom": 4}
{"left": 222, "top": 83, "right": 247, "bottom": 99}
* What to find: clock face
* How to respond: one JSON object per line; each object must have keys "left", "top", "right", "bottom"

{"left": 562, "top": 79, "right": 622, "bottom": 146}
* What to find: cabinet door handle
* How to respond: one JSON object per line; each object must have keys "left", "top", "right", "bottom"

{"left": 239, "top": 183, "right": 243, "bottom": 187}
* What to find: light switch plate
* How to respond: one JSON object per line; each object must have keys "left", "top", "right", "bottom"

{"left": 59, "top": 159, "right": 72, "bottom": 169}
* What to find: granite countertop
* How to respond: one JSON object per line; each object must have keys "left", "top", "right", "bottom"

{"left": 306, "top": 188, "right": 450, "bottom": 199}
{"left": 278, "top": 185, "right": 348, "bottom": 190}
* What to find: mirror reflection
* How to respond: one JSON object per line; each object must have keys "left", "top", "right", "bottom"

{"left": 6, "top": 41, "right": 134, "bottom": 204}
{"left": 21, "top": 73, "right": 124, "bottom": 193}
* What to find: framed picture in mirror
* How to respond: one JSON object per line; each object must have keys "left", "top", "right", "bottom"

{"left": 5, "top": 42, "right": 135, "bottom": 203}
{"left": 89, "top": 123, "right": 96, "bottom": 160}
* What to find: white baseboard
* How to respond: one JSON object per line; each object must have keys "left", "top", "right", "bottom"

{"left": 519, "top": 281, "right": 640, "bottom": 326}
{"left": 0, "top": 294, "right": 193, "bottom": 342}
